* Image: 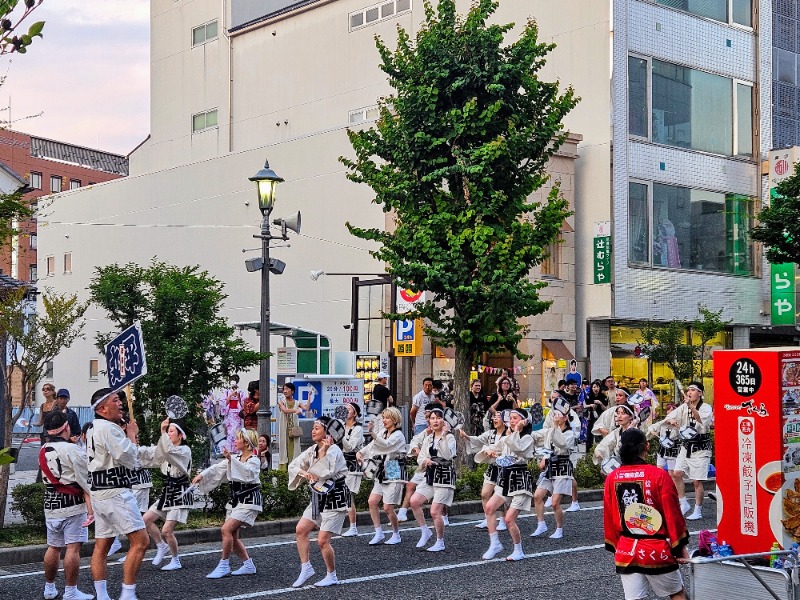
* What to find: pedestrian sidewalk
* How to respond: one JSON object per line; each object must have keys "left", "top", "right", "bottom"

{"left": 4, "top": 468, "right": 37, "bottom": 526}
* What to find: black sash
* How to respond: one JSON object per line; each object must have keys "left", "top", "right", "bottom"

{"left": 684, "top": 434, "right": 711, "bottom": 458}
{"left": 343, "top": 451, "right": 359, "bottom": 473}
{"left": 544, "top": 454, "right": 574, "bottom": 479}
{"left": 311, "top": 477, "right": 351, "bottom": 519}
{"left": 91, "top": 466, "right": 132, "bottom": 491}
{"left": 658, "top": 434, "right": 680, "bottom": 459}
{"left": 157, "top": 475, "right": 190, "bottom": 510}
{"left": 230, "top": 481, "right": 262, "bottom": 508}
{"left": 498, "top": 464, "right": 532, "bottom": 496}
{"left": 425, "top": 460, "right": 456, "bottom": 487}
{"left": 44, "top": 483, "right": 86, "bottom": 511}
{"left": 128, "top": 467, "right": 152, "bottom": 487}
{"left": 485, "top": 464, "right": 500, "bottom": 484}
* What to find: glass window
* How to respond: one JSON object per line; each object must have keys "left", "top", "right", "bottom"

{"left": 29, "top": 171, "right": 41, "bottom": 189}
{"left": 350, "top": 12, "right": 364, "bottom": 28}
{"left": 736, "top": 83, "right": 752, "bottom": 156}
{"left": 50, "top": 175, "right": 62, "bottom": 193}
{"left": 628, "top": 182, "right": 649, "bottom": 264}
{"left": 29, "top": 264, "right": 37, "bottom": 281}
{"left": 651, "top": 59, "right": 732, "bottom": 155}
{"left": 396, "top": 0, "right": 411, "bottom": 11}
{"left": 46, "top": 255, "right": 54, "bottom": 276}
{"left": 731, "top": 0, "right": 751, "bottom": 26}
{"left": 192, "top": 109, "right": 218, "bottom": 133}
{"left": 647, "top": 183, "right": 753, "bottom": 274}
{"left": 192, "top": 20, "right": 218, "bottom": 46}
{"left": 775, "top": 48, "right": 797, "bottom": 85}
{"left": 89, "top": 359, "right": 99, "bottom": 380}
{"left": 541, "top": 234, "right": 562, "bottom": 278}
{"left": 70, "top": 179, "right": 81, "bottom": 190}
{"left": 205, "top": 20, "right": 218, "bottom": 40}
{"left": 366, "top": 7, "right": 379, "bottom": 22}
{"left": 64, "top": 252, "right": 72, "bottom": 274}
{"left": 628, "top": 57, "right": 648, "bottom": 137}
{"left": 29, "top": 233, "right": 36, "bottom": 250}
{"left": 381, "top": 2, "right": 394, "bottom": 17}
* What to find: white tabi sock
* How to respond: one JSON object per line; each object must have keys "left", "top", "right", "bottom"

{"left": 419, "top": 524, "right": 430, "bottom": 534}
{"left": 94, "top": 580, "right": 111, "bottom": 600}
{"left": 489, "top": 532, "right": 499, "bottom": 543}
{"left": 120, "top": 583, "right": 137, "bottom": 600}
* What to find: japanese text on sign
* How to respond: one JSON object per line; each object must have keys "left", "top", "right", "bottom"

{"left": 738, "top": 416, "right": 757, "bottom": 536}
{"left": 771, "top": 263, "right": 797, "bottom": 326}
{"left": 593, "top": 236, "right": 612, "bottom": 284}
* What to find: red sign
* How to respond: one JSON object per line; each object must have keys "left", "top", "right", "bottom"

{"left": 775, "top": 159, "right": 790, "bottom": 176}
{"left": 399, "top": 289, "right": 423, "bottom": 303}
{"left": 716, "top": 348, "right": 800, "bottom": 553}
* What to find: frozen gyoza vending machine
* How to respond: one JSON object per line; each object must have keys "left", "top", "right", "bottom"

{"left": 715, "top": 347, "right": 800, "bottom": 553}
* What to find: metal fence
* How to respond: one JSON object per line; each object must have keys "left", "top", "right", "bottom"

{"left": 11, "top": 406, "right": 96, "bottom": 434}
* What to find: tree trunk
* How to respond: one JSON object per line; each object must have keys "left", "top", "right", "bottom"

{"left": 0, "top": 398, "right": 13, "bottom": 529}
{"left": 452, "top": 345, "right": 473, "bottom": 473}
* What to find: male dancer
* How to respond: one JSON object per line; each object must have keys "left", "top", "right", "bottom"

{"left": 87, "top": 388, "right": 149, "bottom": 600}
{"left": 40, "top": 411, "right": 94, "bottom": 600}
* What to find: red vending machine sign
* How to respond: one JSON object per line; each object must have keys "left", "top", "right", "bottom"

{"left": 715, "top": 349, "right": 781, "bottom": 553}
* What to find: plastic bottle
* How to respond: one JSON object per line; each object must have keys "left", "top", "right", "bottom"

{"left": 784, "top": 554, "right": 795, "bottom": 570}
{"left": 775, "top": 558, "right": 784, "bottom": 570}
{"left": 720, "top": 541, "right": 733, "bottom": 557}
{"left": 771, "top": 542, "right": 781, "bottom": 566}
{"left": 710, "top": 542, "right": 720, "bottom": 558}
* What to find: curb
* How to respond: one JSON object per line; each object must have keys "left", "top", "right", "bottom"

{"left": 0, "top": 481, "right": 713, "bottom": 568}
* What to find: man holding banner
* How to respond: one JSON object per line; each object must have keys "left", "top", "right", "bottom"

{"left": 87, "top": 388, "right": 149, "bottom": 600}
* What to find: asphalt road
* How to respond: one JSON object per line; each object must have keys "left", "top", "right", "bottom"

{"left": 0, "top": 501, "right": 716, "bottom": 600}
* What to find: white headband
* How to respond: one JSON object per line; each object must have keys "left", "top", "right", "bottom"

{"left": 170, "top": 423, "right": 186, "bottom": 439}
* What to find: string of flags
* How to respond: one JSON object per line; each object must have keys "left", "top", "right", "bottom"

{"left": 475, "top": 364, "right": 542, "bottom": 375}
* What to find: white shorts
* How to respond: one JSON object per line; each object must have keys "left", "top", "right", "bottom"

{"left": 132, "top": 487, "right": 151, "bottom": 513}
{"left": 46, "top": 512, "right": 88, "bottom": 547}
{"left": 536, "top": 474, "right": 573, "bottom": 497}
{"left": 620, "top": 569, "right": 683, "bottom": 600}
{"left": 370, "top": 481, "right": 404, "bottom": 506}
{"left": 225, "top": 505, "right": 260, "bottom": 526}
{"left": 674, "top": 451, "right": 710, "bottom": 481}
{"left": 409, "top": 469, "right": 426, "bottom": 486}
{"left": 414, "top": 483, "right": 455, "bottom": 506}
{"left": 657, "top": 455, "right": 677, "bottom": 471}
{"left": 301, "top": 505, "right": 348, "bottom": 534}
{"left": 146, "top": 503, "right": 189, "bottom": 524}
{"left": 93, "top": 492, "right": 146, "bottom": 539}
{"left": 345, "top": 472, "right": 362, "bottom": 495}
{"left": 493, "top": 487, "right": 532, "bottom": 512}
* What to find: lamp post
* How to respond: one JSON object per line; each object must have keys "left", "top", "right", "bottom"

{"left": 248, "top": 160, "right": 284, "bottom": 443}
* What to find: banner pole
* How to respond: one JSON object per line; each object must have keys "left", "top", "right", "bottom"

{"left": 125, "top": 384, "right": 133, "bottom": 419}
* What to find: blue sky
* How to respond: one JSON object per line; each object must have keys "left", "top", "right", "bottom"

{"left": 0, "top": 0, "right": 150, "bottom": 155}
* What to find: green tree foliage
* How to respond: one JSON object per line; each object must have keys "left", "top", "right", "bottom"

{"left": 693, "top": 304, "right": 730, "bottom": 389}
{"left": 0, "top": 287, "right": 88, "bottom": 527}
{"left": 342, "top": 0, "right": 578, "bottom": 426}
{"left": 751, "top": 161, "right": 800, "bottom": 265}
{"left": 0, "top": 1, "right": 44, "bottom": 55}
{"left": 638, "top": 321, "right": 695, "bottom": 402}
{"left": 89, "top": 261, "right": 263, "bottom": 463}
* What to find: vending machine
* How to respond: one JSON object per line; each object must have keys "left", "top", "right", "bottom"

{"left": 715, "top": 347, "right": 800, "bottom": 553}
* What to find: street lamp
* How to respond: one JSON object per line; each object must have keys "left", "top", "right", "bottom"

{"left": 248, "top": 159, "right": 285, "bottom": 443}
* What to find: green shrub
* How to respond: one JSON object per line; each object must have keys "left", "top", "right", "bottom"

{"left": 575, "top": 445, "right": 603, "bottom": 489}
{"left": 259, "top": 469, "right": 310, "bottom": 519}
{"left": 455, "top": 463, "right": 486, "bottom": 501}
{"left": 11, "top": 482, "right": 46, "bottom": 527}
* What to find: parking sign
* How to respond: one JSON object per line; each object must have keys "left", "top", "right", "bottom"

{"left": 393, "top": 319, "right": 422, "bottom": 356}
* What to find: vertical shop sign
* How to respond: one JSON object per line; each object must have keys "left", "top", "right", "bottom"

{"left": 737, "top": 416, "right": 757, "bottom": 536}
{"left": 771, "top": 263, "right": 796, "bottom": 326}
{"left": 593, "top": 236, "right": 612, "bottom": 284}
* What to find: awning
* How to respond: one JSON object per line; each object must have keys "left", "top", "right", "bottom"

{"left": 542, "top": 339, "right": 574, "bottom": 361}
{"left": 234, "top": 321, "right": 330, "bottom": 348}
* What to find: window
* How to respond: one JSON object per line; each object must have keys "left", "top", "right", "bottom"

{"left": 46, "top": 255, "right": 54, "bottom": 276}
{"left": 349, "top": 0, "right": 411, "bottom": 31}
{"left": 89, "top": 359, "right": 99, "bottom": 380}
{"left": 630, "top": 57, "right": 754, "bottom": 157}
{"left": 44, "top": 361, "right": 53, "bottom": 379}
{"left": 70, "top": 179, "right": 81, "bottom": 190}
{"left": 192, "top": 20, "right": 218, "bottom": 46}
{"left": 192, "top": 109, "right": 218, "bottom": 133}
{"left": 29, "top": 171, "right": 42, "bottom": 189}
{"left": 29, "top": 264, "right": 37, "bottom": 281}
{"left": 29, "top": 233, "right": 37, "bottom": 250}
{"left": 628, "top": 56, "right": 648, "bottom": 138}
{"left": 50, "top": 175, "right": 62, "bottom": 193}
{"left": 540, "top": 234, "right": 562, "bottom": 279}
{"left": 656, "top": 0, "right": 751, "bottom": 27}
{"left": 64, "top": 252, "right": 72, "bottom": 274}
{"left": 348, "top": 105, "right": 380, "bottom": 125}
{"left": 627, "top": 180, "right": 754, "bottom": 275}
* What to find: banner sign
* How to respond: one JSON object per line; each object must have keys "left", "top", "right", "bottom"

{"left": 771, "top": 263, "right": 796, "bottom": 326}
{"left": 593, "top": 236, "right": 611, "bottom": 284}
{"left": 105, "top": 321, "right": 147, "bottom": 390}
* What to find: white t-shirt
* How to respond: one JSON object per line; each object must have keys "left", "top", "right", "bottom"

{"left": 412, "top": 390, "right": 435, "bottom": 427}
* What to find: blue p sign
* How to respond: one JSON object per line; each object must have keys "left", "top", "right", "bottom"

{"left": 396, "top": 319, "right": 415, "bottom": 341}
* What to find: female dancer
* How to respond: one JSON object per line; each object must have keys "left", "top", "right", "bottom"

{"left": 222, "top": 377, "right": 244, "bottom": 452}
{"left": 141, "top": 418, "right": 192, "bottom": 571}
{"left": 531, "top": 400, "right": 576, "bottom": 539}
{"left": 356, "top": 407, "right": 407, "bottom": 545}
{"left": 397, "top": 405, "right": 433, "bottom": 523}
{"left": 340, "top": 403, "right": 364, "bottom": 537}
{"left": 593, "top": 394, "right": 641, "bottom": 469}
{"left": 476, "top": 408, "right": 535, "bottom": 561}
{"left": 460, "top": 410, "right": 508, "bottom": 530}
{"left": 193, "top": 429, "right": 262, "bottom": 578}
{"left": 289, "top": 416, "right": 350, "bottom": 588}
{"left": 408, "top": 406, "right": 456, "bottom": 551}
